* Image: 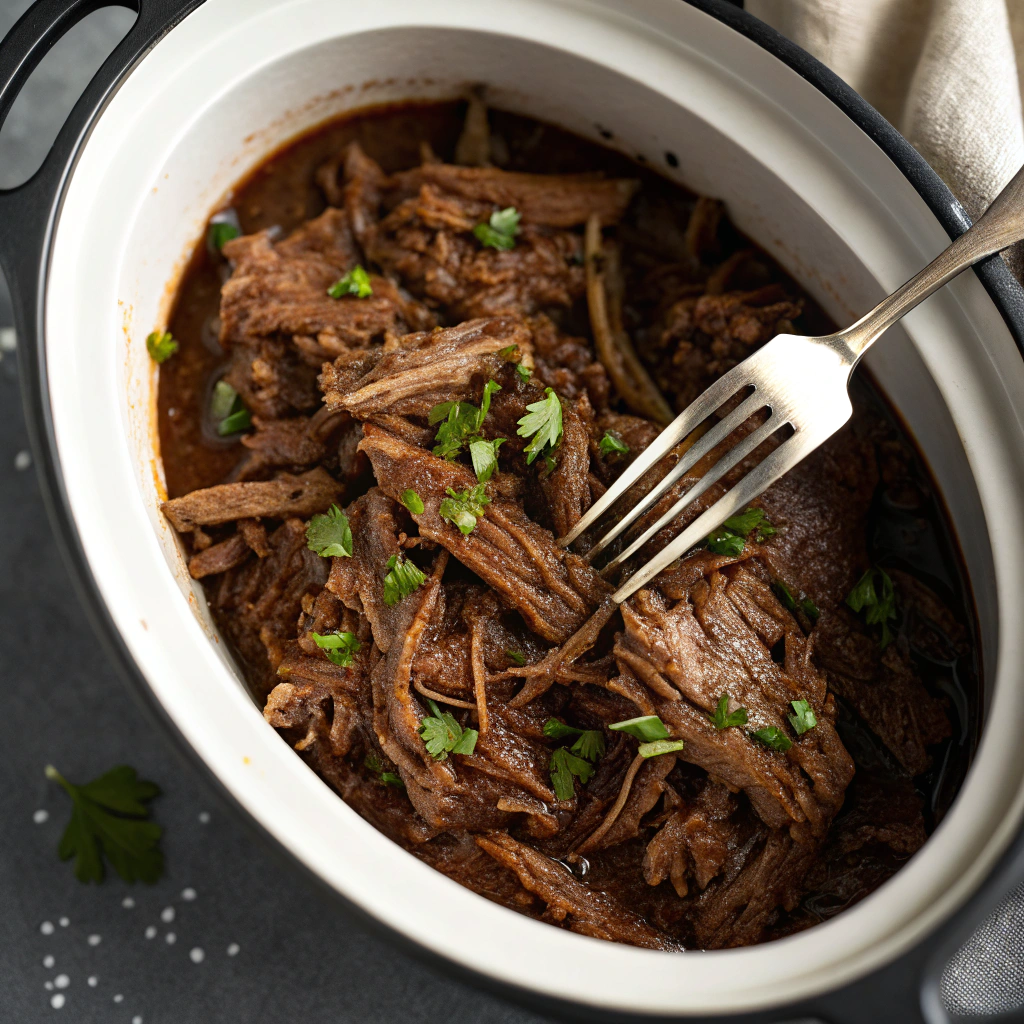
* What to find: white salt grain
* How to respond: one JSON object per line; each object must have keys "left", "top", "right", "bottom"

{"left": 181, "top": 887, "right": 196, "bottom": 902}
{"left": 189, "top": 947, "right": 205, "bottom": 964}
{"left": 87, "top": 977, "right": 97, "bottom": 988}
{"left": 33, "top": 809, "right": 49, "bottom": 824}
{"left": 144, "top": 926, "right": 157, "bottom": 940}
{"left": 59, "top": 918, "right": 69, "bottom": 928}
{"left": 45, "top": 982, "right": 54, "bottom": 991}
{"left": 43, "top": 955, "right": 55, "bottom": 968}
{"left": 40, "top": 922, "right": 54, "bottom": 935}
{"left": 54, "top": 975, "right": 69, "bottom": 990}
{"left": 133, "top": 1017, "right": 143, "bottom": 1024}
{"left": 165, "top": 932, "right": 176, "bottom": 945}
{"left": 0, "top": 327, "right": 16, "bottom": 352}
{"left": 198, "top": 811, "right": 211, "bottom": 824}
{"left": 226, "top": 943, "right": 240, "bottom": 956}
{"left": 160, "top": 906, "right": 175, "bottom": 923}
{"left": 113, "top": 993, "right": 124, "bottom": 1003}
{"left": 14, "top": 450, "right": 31, "bottom": 471}
{"left": 50, "top": 994, "right": 65, "bottom": 1009}
{"left": 86, "top": 934, "right": 101, "bottom": 946}
{"left": 122, "top": 897, "right": 135, "bottom": 909}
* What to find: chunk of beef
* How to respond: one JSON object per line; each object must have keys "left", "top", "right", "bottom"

{"left": 187, "top": 532, "right": 250, "bottom": 579}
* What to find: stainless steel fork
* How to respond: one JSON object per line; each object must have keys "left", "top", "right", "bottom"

{"left": 561, "top": 163, "right": 1024, "bottom": 603}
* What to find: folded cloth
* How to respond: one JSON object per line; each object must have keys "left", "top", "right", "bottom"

{"left": 747, "top": 0, "right": 1024, "bottom": 276}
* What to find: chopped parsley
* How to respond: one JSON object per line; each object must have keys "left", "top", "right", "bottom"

{"left": 638, "top": 739, "right": 686, "bottom": 759}
{"left": 312, "top": 630, "right": 361, "bottom": 667}
{"left": 327, "top": 264, "right": 373, "bottom": 299}
{"left": 549, "top": 746, "right": 595, "bottom": 801}
{"left": 400, "top": 489, "right": 425, "bottom": 515}
{"left": 383, "top": 553, "right": 426, "bottom": 606}
{"left": 599, "top": 431, "right": 630, "bottom": 457}
{"left": 710, "top": 692, "right": 748, "bottom": 730}
{"left": 515, "top": 363, "right": 533, "bottom": 384}
{"left": 365, "top": 753, "right": 404, "bottom": 789}
{"left": 207, "top": 221, "right": 240, "bottom": 252}
{"left": 706, "top": 506, "right": 776, "bottom": 556}
{"left": 439, "top": 484, "right": 491, "bottom": 535}
{"left": 788, "top": 699, "right": 817, "bottom": 735}
{"left": 306, "top": 504, "right": 353, "bottom": 558}
{"left": 517, "top": 387, "right": 563, "bottom": 465}
{"left": 497, "top": 344, "right": 519, "bottom": 360}
{"left": 45, "top": 764, "right": 163, "bottom": 884}
{"left": 752, "top": 726, "right": 793, "bottom": 752}
{"left": 419, "top": 699, "right": 478, "bottom": 760}
{"left": 430, "top": 380, "right": 504, "bottom": 472}
{"left": 542, "top": 719, "right": 606, "bottom": 762}
{"left": 609, "top": 715, "right": 671, "bottom": 742}
{"left": 473, "top": 206, "right": 521, "bottom": 251}
{"left": 774, "top": 580, "right": 820, "bottom": 623}
{"left": 846, "top": 567, "right": 898, "bottom": 647}
{"left": 210, "top": 380, "right": 251, "bottom": 436}
{"left": 469, "top": 437, "right": 505, "bottom": 483}
{"left": 146, "top": 330, "right": 178, "bottom": 364}
{"left": 506, "top": 648, "right": 527, "bottom": 666}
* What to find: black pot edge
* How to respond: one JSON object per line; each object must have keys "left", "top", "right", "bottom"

{"left": 7, "top": 0, "right": 1024, "bottom": 1022}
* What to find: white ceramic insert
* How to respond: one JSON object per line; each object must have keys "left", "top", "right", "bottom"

{"left": 40, "top": 0, "right": 1024, "bottom": 1014}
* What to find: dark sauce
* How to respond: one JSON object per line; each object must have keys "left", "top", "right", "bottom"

{"left": 158, "top": 100, "right": 982, "bottom": 918}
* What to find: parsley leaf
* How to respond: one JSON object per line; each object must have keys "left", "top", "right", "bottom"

{"left": 638, "top": 739, "right": 686, "bottom": 759}
{"left": 328, "top": 264, "right": 373, "bottom": 299}
{"left": 419, "top": 699, "right": 478, "bottom": 760}
{"left": 609, "top": 715, "right": 671, "bottom": 742}
{"left": 515, "top": 363, "right": 533, "bottom": 384}
{"left": 439, "top": 484, "right": 490, "bottom": 535}
{"left": 400, "top": 489, "right": 425, "bottom": 515}
{"left": 506, "top": 648, "right": 527, "bottom": 666}
{"left": 383, "top": 553, "right": 426, "bottom": 606}
{"left": 208, "top": 221, "right": 240, "bottom": 252}
{"left": 469, "top": 437, "right": 505, "bottom": 482}
{"left": 571, "top": 730, "right": 606, "bottom": 762}
{"left": 752, "top": 726, "right": 793, "bottom": 752}
{"left": 774, "top": 580, "right": 820, "bottom": 623}
{"left": 550, "top": 746, "right": 594, "bottom": 800}
{"left": 705, "top": 529, "right": 746, "bottom": 556}
{"left": 710, "top": 692, "right": 748, "bottom": 730}
{"left": 365, "top": 753, "right": 405, "bottom": 789}
{"left": 788, "top": 699, "right": 818, "bottom": 735}
{"left": 543, "top": 718, "right": 582, "bottom": 741}
{"left": 473, "top": 206, "right": 521, "bottom": 250}
{"left": 517, "top": 387, "right": 563, "bottom": 465}
{"left": 846, "top": 567, "right": 898, "bottom": 647}
{"left": 430, "top": 380, "right": 502, "bottom": 462}
{"left": 497, "top": 344, "right": 519, "bottom": 360}
{"left": 312, "top": 630, "right": 361, "bottom": 667}
{"left": 706, "top": 506, "right": 775, "bottom": 556}
{"left": 598, "top": 431, "right": 630, "bottom": 457}
{"left": 146, "top": 330, "right": 178, "bottom": 364}
{"left": 306, "top": 504, "right": 353, "bottom": 558}
{"left": 46, "top": 764, "right": 163, "bottom": 884}
{"left": 210, "top": 380, "right": 251, "bottom": 436}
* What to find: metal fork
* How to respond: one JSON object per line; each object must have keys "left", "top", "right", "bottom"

{"left": 561, "top": 163, "right": 1024, "bottom": 603}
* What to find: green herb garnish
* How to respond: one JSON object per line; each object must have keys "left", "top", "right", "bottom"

{"left": 400, "top": 489, "right": 425, "bottom": 515}
{"left": 208, "top": 221, "right": 240, "bottom": 252}
{"left": 419, "top": 699, "right": 478, "bottom": 760}
{"left": 846, "top": 567, "right": 898, "bottom": 648}
{"left": 638, "top": 739, "right": 686, "bottom": 759}
{"left": 542, "top": 719, "right": 606, "bottom": 762}
{"left": 469, "top": 437, "right": 505, "bottom": 483}
{"left": 306, "top": 504, "right": 353, "bottom": 558}
{"left": 383, "top": 553, "right": 426, "bottom": 606}
{"left": 365, "top": 753, "right": 404, "bottom": 789}
{"left": 439, "top": 483, "right": 491, "bottom": 536}
{"left": 473, "top": 206, "right": 521, "bottom": 251}
{"left": 312, "top": 630, "right": 361, "bottom": 667}
{"left": 710, "top": 692, "right": 748, "bottom": 730}
{"left": 45, "top": 764, "right": 163, "bottom": 884}
{"left": 774, "top": 581, "right": 820, "bottom": 623}
{"left": 430, "top": 380, "right": 503, "bottom": 466}
{"left": 706, "top": 506, "right": 776, "bottom": 556}
{"left": 549, "top": 746, "right": 595, "bottom": 801}
{"left": 506, "top": 648, "right": 527, "bottom": 666}
{"left": 788, "top": 699, "right": 817, "bottom": 735}
{"left": 752, "top": 726, "right": 793, "bottom": 752}
{"left": 497, "top": 344, "right": 519, "bottom": 360}
{"left": 210, "top": 380, "right": 251, "bottom": 436}
{"left": 146, "top": 331, "right": 178, "bottom": 364}
{"left": 515, "top": 363, "right": 533, "bottom": 384}
{"left": 598, "top": 431, "right": 630, "bottom": 457}
{"left": 328, "top": 264, "right": 373, "bottom": 299}
{"left": 517, "top": 387, "right": 563, "bottom": 466}
{"left": 609, "top": 715, "right": 671, "bottom": 742}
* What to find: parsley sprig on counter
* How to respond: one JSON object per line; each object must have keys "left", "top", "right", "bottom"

{"left": 312, "top": 630, "right": 361, "bottom": 667}
{"left": 328, "top": 264, "right": 373, "bottom": 299}
{"left": 517, "top": 387, "right": 563, "bottom": 466}
{"left": 46, "top": 764, "right": 163, "bottom": 884}
{"left": 846, "top": 567, "right": 898, "bottom": 647}
{"left": 706, "top": 507, "right": 776, "bottom": 556}
{"left": 420, "top": 700, "right": 478, "bottom": 760}
{"left": 383, "top": 553, "right": 426, "bottom": 606}
{"left": 474, "top": 206, "right": 521, "bottom": 251}
{"left": 306, "top": 504, "right": 353, "bottom": 558}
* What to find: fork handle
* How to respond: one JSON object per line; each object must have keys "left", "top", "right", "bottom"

{"left": 835, "top": 161, "right": 1024, "bottom": 360}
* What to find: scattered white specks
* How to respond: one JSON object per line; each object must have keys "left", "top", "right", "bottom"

{"left": 87, "top": 977, "right": 97, "bottom": 988}
{"left": 45, "top": 982, "right": 54, "bottom": 991}
{"left": 122, "top": 897, "right": 136, "bottom": 909}
{"left": 40, "top": 922, "right": 54, "bottom": 935}
{"left": 33, "top": 809, "right": 49, "bottom": 824}
{"left": 165, "top": 932, "right": 176, "bottom": 945}
{"left": 133, "top": 1016, "right": 143, "bottom": 1024}
{"left": 198, "top": 811, "right": 211, "bottom": 824}
{"left": 50, "top": 993, "right": 65, "bottom": 1010}
{"left": 86, "top": 934, "right": 101, "bottom": 946}
{"left": 43, "top": 955, "right": 55, "bottom": 969}
{"left": 189, "top": 947, "right": 205, "bottom": 964}
{"left": 59, "top": 918, "right": 69, "bottom": 928}
{"left": 181, "top": 887, "right": 197, "bottom": 902}
{"left": 226, "top": 942, "right": 240, "bottom": 957}
{"left": 113, "top": 993, "right": 124, "bottom": 1003}
{"left": 54, "top": 975, "right": 69, "bottom": 990}
{"left": 0, "top": 327, "right": 16, "bottom": 352}
{"left": 144, "top": 926, "right": 157, "bottom": 940}
{"left": 14, "top": 450, "right": 31, "bottom": 471}
{"left": 160, "top": 906, "right": 175, "bottom": 923}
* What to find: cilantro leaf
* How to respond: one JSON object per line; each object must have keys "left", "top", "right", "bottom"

{"left": 571, "top": 730, "right": 606, "bottom": 762}
{"left": 549, "top": 746, "right": 594, "bottom": 800}
{"left": 517, "top": 387, "right": 563, "bottom": 465}
{"left": 383, "top": 553, "right": 426, "bottom": 606}
{"left": 400, "top": 489, "right": 425, "bottom": 515}
{"left": 846, "top": 567, "right": 898, "bottom": 647}
{"left": 306, "top": 504, "right": 353, "bottom": 558}
{"left": 210, "top": 380, "right": 251, "bottom": 436}
{"left": 598, "top": 431, "right": 630, "bottom": 457}
{"left": 706, "top": 506, "right": 775, "bottom": 556}
{"left": 752, "top": 726, "right": 793, "bottom": 752}
{"left": 365, "top": 753, "right": 405, "bottom": 789}
{"left": 609, "top": 715, "right": 671, "bottom": 742}
{"left": 506, "top": 648, "right": 527, "bottom": 667}
{"left": 46, "top": 764, "right": 163, "bottom": 884}
{"left": 419, "top": 700, "right": 478, "bottom": 760}
{"left": 430, "top": 380, "right": 502, "bottom": 461}
{"left": 710, "top": 692, "right": 748, "bottom": 730}
{"left": 469, "top": 437, "right": 505, "bottom": 483}
{"left": 439, "top": 484, "right": 490, "bottom": 535}
{"left": 788, "top": 699, "right": 818, "bottom": 735}
{"left": 328, "top": 264, "right": 373, "bottom": 299}
{"left": 208, "top": 221, "right": 240, "bottom": 252}
{"left": 473, "top": 206, "right": 521, "bottom": 250}
{"left": 312, "top": 630, "right": 361, "bottom": 667}
{"left": 773, "top": 580, "right": 820, "bottom": 623}
{"left": 638, "top": 739, "right": 686, "bottom": 759}
{"left": 146, "top": 330, "right": 178, "bottom": 364}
